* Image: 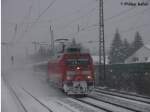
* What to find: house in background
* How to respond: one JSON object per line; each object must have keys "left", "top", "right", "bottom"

{"left": 125, "top": 44, "right": 150, "bottom": 63}
{"left": 92, "top": 55, "right": 109, "bottom": 65}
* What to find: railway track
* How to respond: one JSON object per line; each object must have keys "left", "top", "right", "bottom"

{"left": 3, "top": 77, "right": 53, "bottom": 112}
{"left": 74, "top": 98, "right": 114, "bottom": 112}
{"left": 2, "top": 76, "right": 28, "bottom": 112}
{"left": 3, "top": 73, "right": 150, "bottom": 112}
{"left": 21, "top": 88, "right": 103, "bottom": 112}
{"left": 73, "top": 96, "right": 137, "bottom": 112}
{"left": 7, "top": 84, "right": 28, "bottom": 112}
{"left": 57, "top": 98, "right": 103, "bottom": 112}
{"left": 94, "top": 88, "right": 150, "bottom": 104}
{"left": 96, "top": 87, "right": 150, "bottom": 103}
{"left": 71, "top": 92, "right": 150, "bottom": 112}
{"left": 22, "top": 88, "right": 53, "bottom": 112}
{"left": 87, "top": 87, "right": 150, "bottom": 112}
{"left": 87, "top": 95, "right": 140, "bottom": 112}
{"left": 67, "top": 87, "right": 150, "bottom": 112}
{"left": 10, "top": 87, "right": 53, "bottom": 112}
{"left": 12, "top": 87, "right": 150, "bottom": 112}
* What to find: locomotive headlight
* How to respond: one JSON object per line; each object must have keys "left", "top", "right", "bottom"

{"left": 87, "top": 75, "right": 92, "bottom": 79}
{"left": 76, "top": 66, "right": 80, "bottom": 70}
{"left": 66, "top": 76, "right": 72, "bottom": 80}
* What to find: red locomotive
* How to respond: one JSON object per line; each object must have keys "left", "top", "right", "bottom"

{"left": 48, "top": 39, "right": 94, "bottom": 95}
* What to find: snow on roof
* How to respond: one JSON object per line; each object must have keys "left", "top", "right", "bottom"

{"left": 92, "top": 56, "right": 99, "bottom": 61}
{"left": 147, "top": 57, "right": 150, "bottom": 62}
{"left": 145, "top": 44, "right": 150, "bottom": 50}
{"left": 92, "top": 55, "right": 109, "bottom": 64}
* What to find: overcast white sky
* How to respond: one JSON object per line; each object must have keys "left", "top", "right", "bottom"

{"left": 2, "top": 0, "right": 150, "bottom": 54}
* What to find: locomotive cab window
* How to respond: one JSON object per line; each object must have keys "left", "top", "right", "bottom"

{"left": 66, "top": 59, "right": 90, "bottom": 66}
{"left": 67, "top": 48, "right": 80, "bottom": 53}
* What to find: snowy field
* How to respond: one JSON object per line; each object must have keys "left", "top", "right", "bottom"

{"left": 1, "top": 55, "right": 102, "bottom": 112}
{"left": 2, "top": 54, "right": 150, "bottom": 112}
{"left": 1, "top": 55, "right": 68, "bottom": 112}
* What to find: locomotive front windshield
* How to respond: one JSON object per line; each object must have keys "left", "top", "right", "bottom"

{"left": 66, "top": 59, "right": 90, "bottom": 66}
{"left": 67, "top": 48, "right": 80, "bottom": 52}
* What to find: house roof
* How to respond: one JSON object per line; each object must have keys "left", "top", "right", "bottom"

{"left": 132, "top": 44, "right": 150, "bottom": 54}
{"left": 144, "top": 44, "right": 150, "bottom": 50}
{"left": 125, "top": 44, "right": 150, "bottom": 63}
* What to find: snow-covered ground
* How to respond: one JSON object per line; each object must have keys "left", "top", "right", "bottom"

{"left": 1, "top": 54, "right": 67, "bottom": 111}
{"left": 2, "top": 52, "right": 150, "bottom": 112}
{"left": 1, "top": 56, "right": 104, "bottom": 112}
{"left": 2, "top": 54, "right": 103, "bottom": 112}
{"left": 1, "top": 77, "right": 25, "bottom": 112}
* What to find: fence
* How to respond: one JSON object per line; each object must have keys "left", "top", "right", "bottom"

{"left": 94, "top": 62, "right": 150, "bottom": 96}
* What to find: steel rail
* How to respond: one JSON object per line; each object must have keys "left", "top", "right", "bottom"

{"left": 74, "top": 98, "right": 113, "bottom": 112}
{"left": 97, "top": 87, "right": 150, "bottom": 99}
{"left": 95, "top": 88, "right": 150, "bottom": 103}
{"left": 2, "top": 76, "right": 28, "bottom": 112}
{"left": 22, "top": 88, "right": 53, "bottom": 112}
{"left": 88, "top": 95, "right": 141, "bottom": 112}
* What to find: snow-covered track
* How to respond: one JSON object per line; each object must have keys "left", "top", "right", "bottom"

{"left": 95, "top": 88, "right": 150, "bottom": 104}
{"left": 22, "top": 88, "right": 53, "bottom": 112}
{"left": 97, "top": 87, "right": 150, "bottom": 100}
{"left": 74, "top": 97, "right": 136, "bottom": 112}
{"left": 2, "top": 76, "right": 28, "bottom": 112}
{"left": 58, "top": 98, "right": 106, "bottom": 112}
{"left": 7, "top": 85, "right": 28, "bottom": 112}
{"left": 88, "top": 95, "right": 140, "bottom": 112}
{"left": 89, "top": 91, "right": 150, "bottom": 112}
{"left": 74, "top": 98, "right": 113, "bottom": 112}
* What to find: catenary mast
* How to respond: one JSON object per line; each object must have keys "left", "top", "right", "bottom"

{"left": 99, "top": 0, "right": 106, "bottom": 85}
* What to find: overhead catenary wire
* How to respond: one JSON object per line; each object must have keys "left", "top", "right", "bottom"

{"left": 57, "top": 7, "right": 98, "bottom": 31}
{"left": 3, "top": 0, "right": 115, "bottom": 41}
{"left": 61, "top": 1, "right": 150, "bottom": 38}
{"left": 8, "top": 1, "right": 34, "bottom": 45}
{"left": 58, "top": 22, "right": 150, "bottom": 44}
{"left": 49, "top": 0, "right": 98, "bottom": 23}
{"left": 54, "top": 0, "right": 112, "bottom": 29}
{"left": 57, "top": 0, "right": 150, "bottom": 36}
{"left": 5, "top": 0, "right": 99, "bottom": 45}
{"left": 56, "top": 1, "right": 137, "bottom": 32}
{"left": 17, "top": 3, "right": 33, "bottom": 42}
{"left": 3, "top": 0, "right": 98, "bottom": 25}
{"left": 17, "top": 0, "right": 97, "bottom": 43}
{"left": 105, "top": 6, "right": 150, "bottom": 25}
{"left": 21, "top": 5, "right": 98, "bottom": 42}
{"left": 83, "top": 3, "right": 150, "bottom": 30}
{"left": 78, "top": 23, "right": 150, "bottom": 45}
{"left": 21, "top": 0, "right": 56, "bottom": 35}
{"left": 6, "top": 0, "right": 150, "bottom": 45}
{"left": 15, "top": 0, "right": 56, "bottom": 44}
{"left": 81, "top": 23, "right": 150, "bottom": 44}
{"left": 121, "top": 23, "right": 150, "bottom": 34}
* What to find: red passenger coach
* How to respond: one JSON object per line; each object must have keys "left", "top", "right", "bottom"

{"left": 48, "top": 40, "right": 95, "bottom": 95}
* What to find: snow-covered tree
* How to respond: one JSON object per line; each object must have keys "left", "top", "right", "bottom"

{"left": 122, "top": 38, "right": 130, "bottom": 62}
{"left": 130, "top": 31, "right": 144, "bottom": 56}
{"left": 109, "top": 29, "right": 124, "bottom": 64}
